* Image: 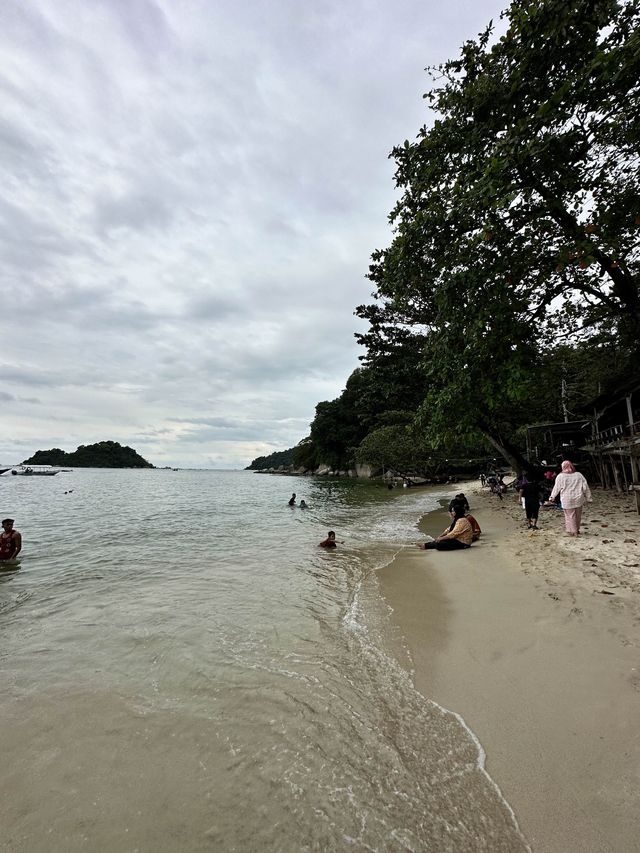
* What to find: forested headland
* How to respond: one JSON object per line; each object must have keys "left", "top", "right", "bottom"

{"left": 250, "top": 0, "right": 639, "bottom": 479}
{"left": 246, "top": 448, "right": 296, "bottom": 471}
{"left": 23, "top": 441, "right": 154, "bottom": 469}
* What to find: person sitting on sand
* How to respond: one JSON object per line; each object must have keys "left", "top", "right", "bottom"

{"left": 0, "top": 518, "right": 22, "bottom": 561}
{"left": 288, "top": 493, "right": 296, "bottom": 506}
{"left": 319, "top": 531, "right": 339, "bottom": 548}
{"left": 448, "top": 493, "right": 470, "bottom": 512}
{"left": 448, "top": 498, "right": 481, "bottom": 541}
{"left": 418, "top": 506, "right": 473, "bottom": 551}
{"left": 466, "top": 513, "right": 481, "bottom": 541}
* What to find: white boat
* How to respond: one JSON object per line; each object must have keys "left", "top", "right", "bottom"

{"left": 3, "top": 465, "right": 65, "bottom": 476}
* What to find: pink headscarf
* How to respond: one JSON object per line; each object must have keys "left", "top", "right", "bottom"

{"left": 561, "top": 460, "right": 576, "bottom": 473}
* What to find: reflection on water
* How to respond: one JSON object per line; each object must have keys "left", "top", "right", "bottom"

{"left": 0, "top": 470, "right": 529, "bottom": 851}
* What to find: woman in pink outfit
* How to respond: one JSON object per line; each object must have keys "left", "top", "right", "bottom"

{"left": 549, "top": 461, "right": 593, "bottom": 535}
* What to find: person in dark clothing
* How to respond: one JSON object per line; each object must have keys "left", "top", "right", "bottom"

{"left": 288, "top": 493, "right": 296, "bottom": 506}
{"left": 319, "top": 531, "right": 339, "bottom": 548}
{"left": 448, "top": 493, "right": 469, "bottom": 512}
{"left": 0, "top": 518, "right": 22, "bottom": 561}
{"left": 518, "top": 480, "right": 541, "bottom": 530}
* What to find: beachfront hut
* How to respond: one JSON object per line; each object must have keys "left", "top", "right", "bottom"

{"left": 524, "top": 420, "right": 592, "bottom": 466}
{"left": 578, "top": 379, "right": 640, "bottom": 495}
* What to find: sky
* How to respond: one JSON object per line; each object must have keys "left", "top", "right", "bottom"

{"left": 1, "top": 0, "right": 507, "bottom": 469}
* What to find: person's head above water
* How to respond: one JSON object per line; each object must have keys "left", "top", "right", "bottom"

{"left": 319, "top": 530, "right": 338, "bottom": 548}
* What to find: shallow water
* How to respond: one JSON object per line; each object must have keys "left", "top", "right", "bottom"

{"left": 0, "top": 469, "right": 528, "bottom": 851}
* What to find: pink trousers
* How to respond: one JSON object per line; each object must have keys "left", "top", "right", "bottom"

{"left": 563, "top": 507, "right": 582, "bottom": 534}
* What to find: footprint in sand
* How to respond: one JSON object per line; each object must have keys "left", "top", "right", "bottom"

{"left": 548, "top": 592, "right": 561, "bottom": 601}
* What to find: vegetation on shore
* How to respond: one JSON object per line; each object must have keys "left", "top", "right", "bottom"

{"left": 245, "top": 448, "right": 296, "bottom": 471}
{"left": 251, "top": 0, "right": 639, "bottom": 477}
{"left": 23, "top": 441, "right": 154, "bottom": 469}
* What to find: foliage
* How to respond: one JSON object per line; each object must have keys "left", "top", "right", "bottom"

{"left": 292, "top": 437, "right": 319, "bottom": 471}
{"left": 246, "top": 447, "right": 296, "bottom": 470}
{"left": 354, "top": 0, "right": 640, "bottom": 471}
{"left": 24, "top": 441, "right": 154, "bottom": 468}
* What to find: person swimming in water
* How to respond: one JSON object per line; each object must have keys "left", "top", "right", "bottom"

{"left": 0, "top": 518, "right": 22, "bottom": 562}
{"left": 288, "top": 493, "right": 296, "bottom": 506}
{"left": 299, "top": 499, "right": 308, "bottom": 509}
{"left": 319, "top": 531, "right": 339, "bottom": 548}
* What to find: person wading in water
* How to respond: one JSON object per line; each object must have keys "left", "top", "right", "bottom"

{"left": 0, "top": 518, "right": 22, "bottom": 561}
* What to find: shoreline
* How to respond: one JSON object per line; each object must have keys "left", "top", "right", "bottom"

{"left": 377, "top": 482, "right": 640, "bottom": 853}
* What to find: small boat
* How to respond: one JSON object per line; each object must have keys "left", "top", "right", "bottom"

{"left": 6, "top": 465, "right": 62, "bottom": 476}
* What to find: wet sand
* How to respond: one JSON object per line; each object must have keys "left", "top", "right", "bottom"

{"left": 378, "top": 483, "right": 640, "bottom": 853}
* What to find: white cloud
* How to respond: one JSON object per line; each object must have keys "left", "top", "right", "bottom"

{"left": 0, "top": 0, "right": 506, "bottom": 467}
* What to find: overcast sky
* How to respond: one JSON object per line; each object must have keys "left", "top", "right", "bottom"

{"left": 1, "top": 0, "right": 506, "bottom": 468}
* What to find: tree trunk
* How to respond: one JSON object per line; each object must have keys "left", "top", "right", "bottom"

{"left": 479, "top": 427, "right": 532, "bottom": 476}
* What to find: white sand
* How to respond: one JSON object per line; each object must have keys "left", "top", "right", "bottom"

{"left": 378, "top": 482, "right": 640, "bottom": 853}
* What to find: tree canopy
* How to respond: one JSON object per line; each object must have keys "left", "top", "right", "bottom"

{"left": 249, "top": 1, "right": 639, "bottom": 477}
{"left": 355, "top": 0, "right": 639, "bottom": 471}
{"left": 24, "top": 441, "right": 154, "bottom": 468}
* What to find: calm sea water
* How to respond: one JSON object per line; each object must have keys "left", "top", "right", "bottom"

{"left": 0, "top": 470, "right": 528, "bottom": 852}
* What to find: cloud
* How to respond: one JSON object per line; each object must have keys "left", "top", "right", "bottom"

{"left": 0, "top": 0, "right": 507, "bottom": 467}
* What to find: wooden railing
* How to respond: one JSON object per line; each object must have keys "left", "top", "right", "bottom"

{"left": 590, "top": 420, "right": 640, "bottom": 446}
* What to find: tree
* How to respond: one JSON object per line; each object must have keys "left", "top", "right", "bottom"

{"left": 357, "top": 0, "right": 640, "bottom": 471}
{"left": 246, "top": 447, "right": 296, "bottom": 470}
{"left": 355, "top": 424, "right": 430, "bottom": 476}
{"left": 23, "top": 441, "right": 153, "bottom": 468}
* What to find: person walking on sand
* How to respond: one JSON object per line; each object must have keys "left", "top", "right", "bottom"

{"left": 549, "top": 461, "right": 592, "bottom": 536}
{"left": 0, "top": 518, "right": 22, "bottom": 561}
{"left": 418, "top": 505, "right": 473, "bottom": 551}
{"left": 518, "top": 478, "right": 542, "bottom": 530}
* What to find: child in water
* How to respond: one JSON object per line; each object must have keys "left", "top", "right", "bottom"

{"left": 319, "top": 531, "right": 338, "bottom": 548}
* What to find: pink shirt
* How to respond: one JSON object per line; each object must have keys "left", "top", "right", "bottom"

{"left": 549, "top": 472, "right": 592, "bottom": 509}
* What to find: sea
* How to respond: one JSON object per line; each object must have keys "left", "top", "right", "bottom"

{"left": 0, "top": 469, "right": 529, "bottom": 852}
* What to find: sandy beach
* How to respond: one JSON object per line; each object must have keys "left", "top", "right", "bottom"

{"left": 378, "top": 482, "right": 640, "bottom": 853}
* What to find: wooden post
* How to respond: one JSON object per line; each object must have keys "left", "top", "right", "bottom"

{"left": 620, "top": 452, "right": 629, "bottom": 491}
{"left": 612, "top": 461, "right": 621, "bottom": 492}
{"left": 626, "top": 395, "right": 639, "bottom": 482}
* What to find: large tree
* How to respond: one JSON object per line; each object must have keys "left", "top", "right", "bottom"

{"left": 357, "top": 0, "right": 640, "bottom": 470}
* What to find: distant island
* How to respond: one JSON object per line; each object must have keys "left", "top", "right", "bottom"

{"left": 23, "top": 441, "right": 154, "bottom": 469}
